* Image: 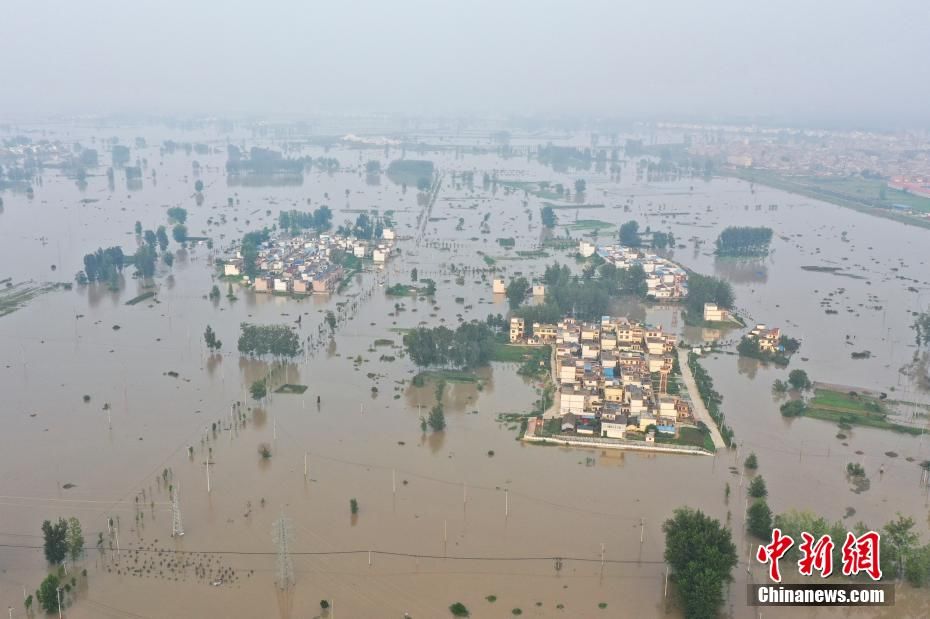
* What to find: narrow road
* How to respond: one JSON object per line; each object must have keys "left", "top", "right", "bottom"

{"left": 677, "top": 348, "right": 726, "bottom": 450}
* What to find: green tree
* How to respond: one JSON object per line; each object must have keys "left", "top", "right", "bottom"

{"left": 250, "top": 379, "right": 267, "bottom": 401}
{"left": 144, "top": 229, "right": 157, "bottom": 248}
{"left": 883, "top": 513, "right": 919, "bottom": 579}
{"left": 350, "top": 498, "right": 359, "bottom": 514}
{"left": 780, "top": 399, "right": 806, "bottom": 417}
{"left": 204, "top": 325, "right": 222, "bottom": 351}
{"left": 541, "top": 205, "right": 556, "bottom": 228}
{"left": 42, "top": 519, "right": 68, "bottom": 564}
{"left": 36, "top": 573, "right": 60, "bottom": 614}
{"left": 172, "top": 224, "right": 188, "bottom": 244}
{"left": 663, "top": 508, "right": 737, "bottom": 619}
{"left": 449, "top": 602, "right": 470, "bottom": 617}
{"left": 506, "top": 277, "right": 529, "bottom": 309}
{"left": 714, "top": 226, "right": 773, "bottom": 257}
{"left": 747, "top": 499, "right": 772, "bottom": 538}
{"left": 167, "top": 207, "right": 188, "bottom": 224}
{"left": 134, "top": 220, "right": 142, "bottom": 235}
{"left": 748, "top": 476, "right": 768, "bottom": 499}
{"left": 905, "top": 545, "right": 930, "bottom": 586}
{"left": 686, "top": 273, "right": 734, "bottom": 316}
{"left": 410, "top": 267, "right": 418, "bottom": 282}
{"left": 744, "top": 452, "right": 758, "bottom": 470}
{"left": 325, "top": 311, "right": 337, "bottom": 333}
{"left": 619, "top": 220, "right": 640, "bottom": 247}
{"left": 428, "top": 405, "right": 446, "bottom": 432}
{"left": 574, "top": 179, "right": 586, "bottom": 193}
{"left": 238, "top": 323, "right": 301, "bottom": 358}
{"left": 420, "top": 278, "right": 437, "bottom": 297}
{"left": 133, "top": 244, "right": 157, "bottom": 278}
{"left": 788, "top": 369, "right": 811, "bottom": 391}
{"left": 194, "top": 179, "right": 204, "bottom": 193}
{"left": 67, "top": 517, "right": 84, "bottom": 562}
{"left": 156, "top": 225, "right": 170, "bottom": 252}
{"left": 209, "top": 284, "right": 221, "bottom": 300}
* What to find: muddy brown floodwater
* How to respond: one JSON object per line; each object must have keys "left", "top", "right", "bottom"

{"left": 1, "top": 123, "right": 929, "bottom": 617}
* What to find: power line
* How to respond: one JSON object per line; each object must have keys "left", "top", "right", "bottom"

{"left": 0, "top": 542, "right": 666, "bottom": 564}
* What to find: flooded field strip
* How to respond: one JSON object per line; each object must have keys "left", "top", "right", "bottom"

{"left": 271, "top": 419, "right": 650, "bottom": 522}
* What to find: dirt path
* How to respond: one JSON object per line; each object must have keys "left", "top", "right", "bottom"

{"left": 677, "top": 348, "right": 726, "bottom": 450}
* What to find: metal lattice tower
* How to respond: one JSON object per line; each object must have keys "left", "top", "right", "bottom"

{"left": 272, "top": 508, "right": 295, "bottom": 590}
{"left": 171, "top": 484, "right": 184, "bottom": 537}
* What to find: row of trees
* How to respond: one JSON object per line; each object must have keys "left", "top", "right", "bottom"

{"left": 237, "top": 323, "right": 301, "bottom": 358}
{"left": 714, "top": 226, "right": 773, "bottom": 257}
{"left": 240, "top": 229, "right": 271, "bottom": 278}
{"left": 278, "top": 206, "right": 333, "bottom": 234}
{"left": 685, "top": 273, "right": 735, "bottom": 317}
{"left": 336, "top": 212, "right": 384, "bottom": 240}
{"left": 663, "top": 508, "right": 737, "bottom": 618}
{"left": 509, "top": 261, "right": 650, "bottom": 330}
{"left": 540, "top": 205, "right": 557, "bottom": 228}
{"left": 42, "top": 517, "right": 84, "bottom": 564}
{"left": 404, "top": 321, "right": 498, "bottom": 369}
{"left": 80, "top": 246, "right": 125, "bottom": 282}
{"left": 204, "top": 325, "right": 222, "bottom": 351}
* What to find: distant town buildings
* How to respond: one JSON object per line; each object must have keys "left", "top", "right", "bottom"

{"left": 888, "top": 176, "right": 930, "bottom": 199}
{"left": 222, "top": 230, "right": 395, "bottom": 295}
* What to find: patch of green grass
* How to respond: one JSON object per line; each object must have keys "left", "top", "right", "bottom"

{"left": 567, "top": 219, "right": 614, "bottom": 231}
{"left": 491, "top": 343, "right": 536, "bottom": 362}
{"left": 803, "top": 388, "right": 920, "bottom": 434}
{"left": 125, "top": 291, "right": 156, "bottom": 306}
{"left": 654, "top": 426, "right": 715, "bottom": 451}
{"left": 810, "top": 388, "right": 881, "bottom": 414}
{"left": 730, "top": 168, "right": 930, "bottom": 228}
{"left": 414, "top": 369, "right": 480, "bottom": 384}
{"left": 274, "top": 384, "right": 308, "bottom": 394}
{"left": 543, "top": 201, "right": 606, "bottom": 209}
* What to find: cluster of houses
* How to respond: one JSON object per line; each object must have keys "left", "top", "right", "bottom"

{"left": 222, "top": 230, "right": 395, "bottom": 294}
{"left": 746, "top": 323, "right": 782, "bottom": 352}
{"left": 580, "top": 242, "right": 688, "bottom": 300}
{"left": 513, "top": 316, "right": 694, "bottom": 443}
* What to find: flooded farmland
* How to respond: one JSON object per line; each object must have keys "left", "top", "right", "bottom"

{"left": 2, "top": 122, "right": 929, "bottom": 619}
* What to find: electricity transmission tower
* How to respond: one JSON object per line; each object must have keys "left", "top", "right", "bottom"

{"left": 272, "top": 508, "right": 295, "bottom": 590}
{"left": 171, "top": 484, "right": 184, "bottom": 537}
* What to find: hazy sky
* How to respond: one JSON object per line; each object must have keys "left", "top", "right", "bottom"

{"left": 3, "top": 0, "right": 929, "bottom": 127}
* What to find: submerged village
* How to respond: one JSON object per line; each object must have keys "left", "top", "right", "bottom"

{"left": 3, "top": 119, "right": 930, "bottom": 619}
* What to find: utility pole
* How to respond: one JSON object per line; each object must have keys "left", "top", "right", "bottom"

{"left": 304, "top": 452, "right": 308, "bottom": 479}
{"left": 205, "top": 459, "right": 211, "bottom": 494}
{"left": 505, "top": 489, "right": 509, "bottom": 517}
{"left": 171, "top": 483, "right": 184, "bottom": 537}
{"left": 273, "top": 508, "right": 295, "bottom": 590}
{"left": 640, "top": 518, "right": 644, "bottom": 544}
{"left": 56, "top": 587, "right": 62, "bottom": 619}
